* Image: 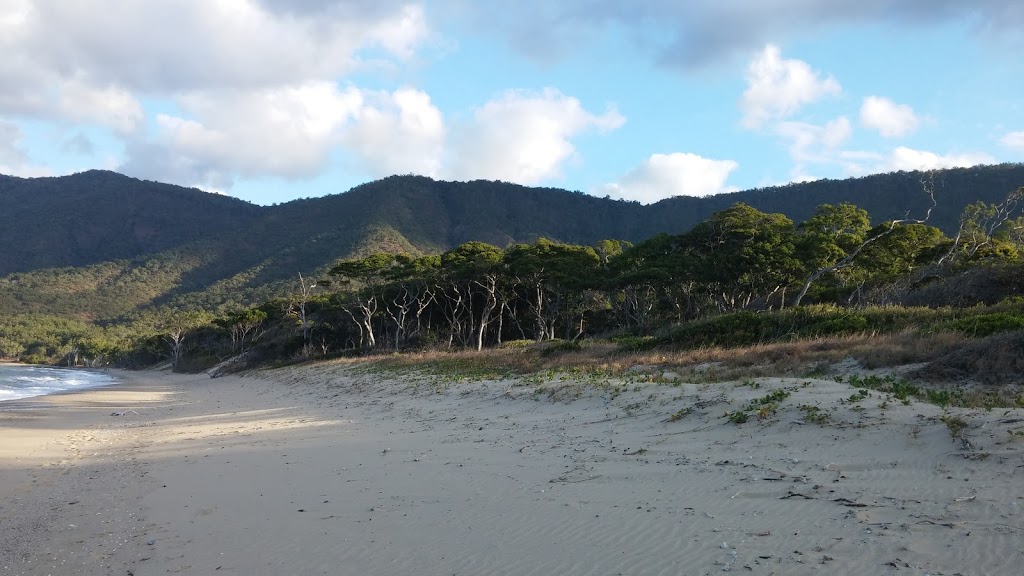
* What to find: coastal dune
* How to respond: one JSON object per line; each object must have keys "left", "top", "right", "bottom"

{"left": 2, "top": 364, "right": 1022, "bottom": 575}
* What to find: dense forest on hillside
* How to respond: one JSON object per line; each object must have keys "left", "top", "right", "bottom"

{"left": 0, "top": 171, "right": 261, "bottom": 275}
{"left": 3, "top": 182, "right": 1022, "bottom": 382}
{"left": 3, "top": 165, "right": 1024, "bottom": 326}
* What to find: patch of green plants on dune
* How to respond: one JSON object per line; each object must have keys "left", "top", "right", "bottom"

{"left": 798, "top": 404, "right": 831, "bottom": 425}
{"left": 725, "top": 388, "right": 793, "bottom": 425}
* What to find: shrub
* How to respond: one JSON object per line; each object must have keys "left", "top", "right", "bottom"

{"left": 539, "top": 340, "right": 585, "bottom": 356}
{"left": 946, "top": 313, "right": 1024, "bottom": 337}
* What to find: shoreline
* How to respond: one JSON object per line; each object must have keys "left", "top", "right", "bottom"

{"left": 0, "top": 364, "right": 122, "bottom": 406}
{"left": 2, "top": 364, "right": 1022, "bottom": 575}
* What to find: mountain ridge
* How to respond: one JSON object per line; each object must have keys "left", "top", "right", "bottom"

{"left": 2, "top": 164, "right": 1023, "bottom": 321}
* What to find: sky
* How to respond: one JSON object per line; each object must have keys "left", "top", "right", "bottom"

{"left": 1, "top": 1, "right": 1022, "bottom": 206}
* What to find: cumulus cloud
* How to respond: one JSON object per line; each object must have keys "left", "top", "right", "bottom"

{"left": 740, "top": 45, "right": 841, "bottom": 129}
{"left": 11, "top": 1, "right": 428, "bottom": 93}
{"left": 120, "top": 82, "right": 365, "bottom": 189}
{"left": 884, "top": 146, "right": 994, "bottom": 171}
{"left": 599, "top": 153, "right": 738, "bottom": 203}
{"left": 57, "top": 78, "right": 144, "bottom": 134}
{"left": 860, "top": 96, "right": 920, "bottom": 138}
{"left": 449, "top": 89, "right": 624, "bottom": 184}
{"left": 1001, "top": 131, "right": 1024, "bottom": 151}
{"left": 118, "top": 84, "right": 623, "bottom": 191}
{"left": 0, "top": 0, "right": 433, "bottom": 182}
{"left": 343, "top": 88, "right": 445, "bottom": 178}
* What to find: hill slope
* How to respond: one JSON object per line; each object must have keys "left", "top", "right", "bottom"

{"left": 2, "top": 164, "right": 1023, "bottom": 321}
{"left": 0, "top": 170, "right": 261, "bottom": 276}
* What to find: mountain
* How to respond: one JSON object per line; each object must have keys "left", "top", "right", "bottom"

{"left": 1, "top": 164, "right": 1023, "bottom": 322}
{"left": 0, "top": 170, "right": 261, "bottom": 276}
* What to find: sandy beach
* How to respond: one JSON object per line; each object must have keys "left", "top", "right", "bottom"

{"left": 2, "top": 363, "right": 1023, "bottom": 575}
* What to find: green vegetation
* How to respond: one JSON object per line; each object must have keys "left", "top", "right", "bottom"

{"left": 2, "top": 166, "right": 1024, "bottom": 322}
{"left": 941, "top": 415, "right": 969, "bottom": 440}
{"left": 2, "top": 167, "right": 1024, "bottom": 403}
{"left": 725, "top": 388, "right": 793, "bottom": 424}
{"left": 798, "top": 404, "right": 831, "bottom": 425}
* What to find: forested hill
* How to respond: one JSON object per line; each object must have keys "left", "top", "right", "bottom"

{"left": 690, "top": 164, "right": 1024, "bottom": 234}
{"left": 5, "top": 165, "right": 1024, "bottom": 276}
{"left": 325, "top": 164, "right": 1024, "bottom": 249}
{"left": 1, "top": 164, "right": 1022, "bottom": 309}
{"left": 0, "top": 170, "right": 262, "bottom": 275}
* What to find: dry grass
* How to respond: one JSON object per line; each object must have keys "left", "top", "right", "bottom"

{"left": 319, "top": 331, "right": 964, "bottom": 383}
{"left": 295, "top": 329, "right": 1023, "bottom": 408}
{"left": 912, "top": 330, "right": 1024, "bottom": 387}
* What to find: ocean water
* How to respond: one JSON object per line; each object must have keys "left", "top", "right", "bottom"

{"left": 0, "top": 365, "right": 117, "bottom": 403}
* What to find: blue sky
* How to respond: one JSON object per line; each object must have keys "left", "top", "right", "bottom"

{"left": 1, "top": 1, "right": 1022, "bottom": 205}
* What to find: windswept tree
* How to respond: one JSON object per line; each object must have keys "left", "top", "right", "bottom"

{"left": 330, "top": 253, "right": 401, "bottom": 349}
{"left": 938, "top": 186, "right": 1024, "bottom": 264}
{"left": 157, "top": 309, "right": 210, "bottom": 368}
{"left": 792, "top": 176, "right": 938, "bottom": 307}
{"left": 504, "top": 239, "right": 601, "bottom": 341}
{"left": 218, "top": 307, "right": 268, "bottom": 354}
{"left": 792, "top": 203, "right": 872, "bottom": 304}
{"left": 380, "top": 255, "right": 440, "bottom": 349}
{"left": 441, "top": 242, "right": 504, "bottom": 350}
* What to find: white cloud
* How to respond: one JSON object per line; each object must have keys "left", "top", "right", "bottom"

{"left": 343, "top": 88, "right": 445, "bottom": 178}
{"left": 12, "top": 1, "right": 429, "bottom": 93}
{"left": 884, "top": 146, "right": 994, "bottom": 171}
{"left": 837, "top": 149, "right": 886, "bottom": 176}
{"left": 449, "top": 89, "right": 624, "bottom": 184}
{"left": 1000, "top": 131, "right": 1024, "bottom": 151}
{"left": 776, "top": 117, "right": 852, "bottom": 156}
{"left": 773, "top": 116, "right": 852, "bottom": 179}
{"left": 740, "top": 45, "right": 841, "bottom": 129}
{"left": 57, "top": 78, "right": 144, "bottom": 134}
{"left": 122, "top": 84, "right": 624, "bottom": 189}
{"left": 860, "top": 96, "right": 919, "bottom": 138}
{"left": 121, "top": 82, "right": 365, "bottom": 189}
{"left": 0, "top": 0, "right": 433, "bottom": 185}
{"left": 600, "top": 153, "right": 738, "bottom": 203}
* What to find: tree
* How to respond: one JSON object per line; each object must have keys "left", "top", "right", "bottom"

{"left": 792, "top": 203, "right": 872, "bottom": 304}
{"left": 158, "top": 310, "right": 210, "bottom": 369}
{"left": 938, "top": 186, "right": 1024, "bottom": 264}
{"left": 220, "top": 307, "right": 268, "bottom": 354}
{"left": 858, "top": 223, "right": 946, "bottom": 279}
{"left": 380, "top": 255, "right": 439, "bottom": 350}
{"left": 793, "top": 178, "right": 937, "bottom": 306}
{"left": 441, "top": 242, "right": 504, "bottom": 350}
{"left": 0, "top": 336, "right": 25, "bottom": 359}
{"left": 294, "top": 272, "right": 329, "bottom": 347}
{"left": 607, "top": 235, "right": 682, "bottom": 327}
{"left": 504, "top": 239, "right": 601, "bottom": 341}
{"left": 330, "top": 254, "right": 400, "bottom": 349}
{"left": 684, "top": 204, "right": 800, "bottom": 312}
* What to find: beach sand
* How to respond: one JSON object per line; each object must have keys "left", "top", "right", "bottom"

{"left": 2, "top": 363, "right": 1022, "bottom": 575}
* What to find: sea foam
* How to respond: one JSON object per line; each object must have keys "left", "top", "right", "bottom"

{"left": 0, "top": 365, "right": 117, "bottom": 403}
